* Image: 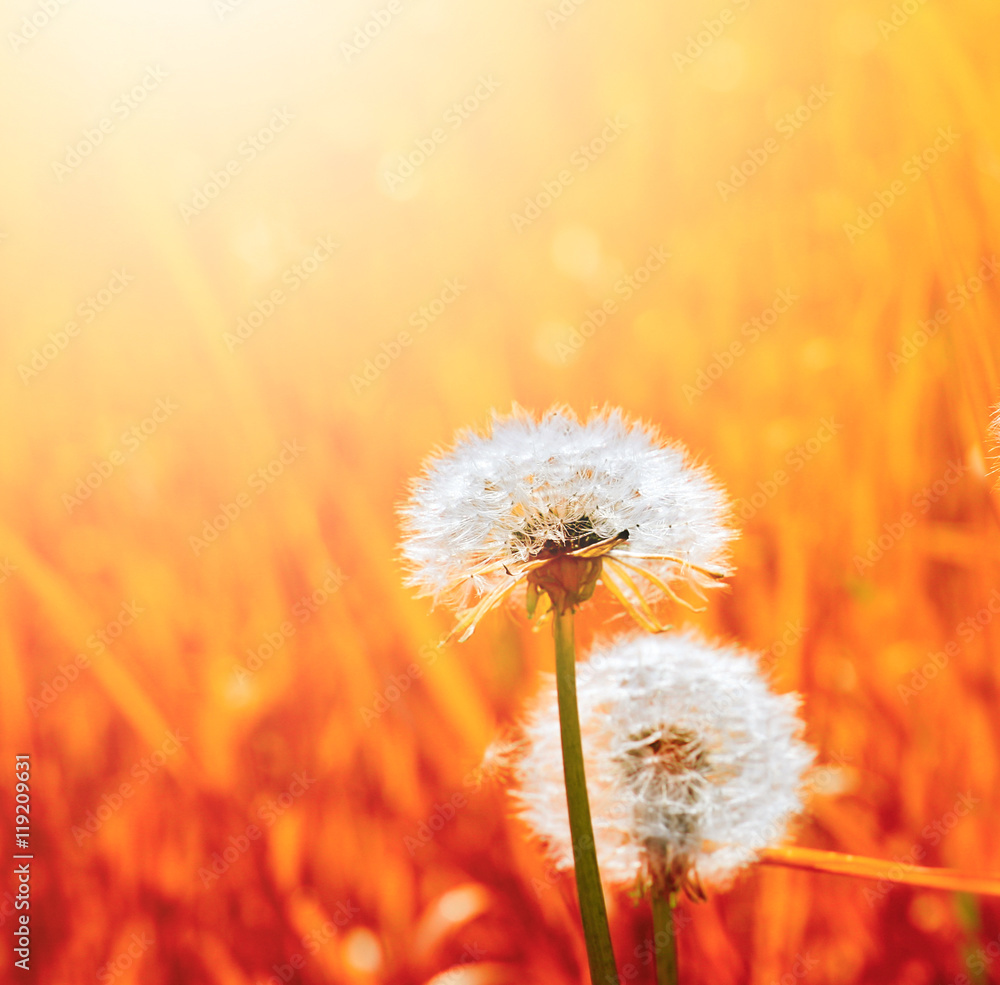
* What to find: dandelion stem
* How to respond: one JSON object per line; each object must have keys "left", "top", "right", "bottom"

{"left": 553, "top": 607, "right": 620, "bottom": 985}
{"left": 760, "top": 846, "right": 1000, "bottom": 897}
{"left": 651, "top": 891, "right": 679, "bottom": 985}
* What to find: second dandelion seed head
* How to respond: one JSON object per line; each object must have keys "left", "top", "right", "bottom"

{"left": 509, "top": 632, "right": 815, "bottom": 897}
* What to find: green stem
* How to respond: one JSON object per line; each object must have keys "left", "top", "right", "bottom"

{"left": 553, "top": 607, "right": 619, "bottom": 985}
{"left": 652, "top": 891, "right": 679, "bottom": 985}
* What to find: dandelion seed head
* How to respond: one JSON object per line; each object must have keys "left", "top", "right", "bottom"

{"left": 399, "top": 406, "right": 735, "bottom": 630}
{"left": 510, "top": 631, "right": 814, "bottom": 892}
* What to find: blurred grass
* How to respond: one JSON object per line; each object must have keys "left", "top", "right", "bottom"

{"left": 1, "top": 0, "right": 1000, "bottom": 982}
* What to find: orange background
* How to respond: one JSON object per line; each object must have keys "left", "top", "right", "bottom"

{"left": 2, "top": 0, "right": 1000, "bottom": 982}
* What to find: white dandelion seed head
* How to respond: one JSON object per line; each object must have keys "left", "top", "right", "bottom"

{"left": 509, "top": 631, "right": 815, "bottom": 892}
{"left": 399, "top": 405, "right": 735, "bottom": 617}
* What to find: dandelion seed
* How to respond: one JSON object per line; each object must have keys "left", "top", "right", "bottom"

{"left": 509, "top": 631, "right": 815, "bottom": 898}
{"left": 399, "top": 405, "right": 735, "bottom": 640}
